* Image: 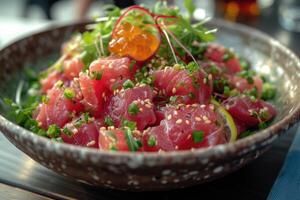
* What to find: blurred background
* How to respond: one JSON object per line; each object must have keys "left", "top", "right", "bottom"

{"left": 0, "top": 0, "right": 299, "bottom": 51}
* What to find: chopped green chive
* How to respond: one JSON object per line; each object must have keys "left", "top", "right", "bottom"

{"left": 262, "top": 83, "right": 276, "bottom": 100}
{"left": 186, "top": 61, "right": 199, "bottom": 73}
{"left": 91, "top": 71, "right": 102, "bottom": 80}
{"left": 239, "top": 130, "right": 253, "bottom": 138}
{"left": 140, "top": 77, "right": 154, "bottom": 85}
{"left": 109, "top": 144, "right": 118, "bottom": 151}
{"left": 129, "top": 60, "right": 137, "bottom": 71}
{"left": 209, "top": 64, "right": 218, "bottom": 74}
{"left": 37, "top": 129, "right": 47, "bottom": 137}
{"left": 47, "top": 124, "right": 61, "bottom": 138}
{"left": 239, "top": 58, "right": 250, "bottom": 70}
{"left": 54, "top": 80, "right": 64, "bottom": 88}
{"left": 259, "top": 109, "right": 270, "bottom": 120}
{"left": 192, "top": 130, "right": 204, "bottom": 143}
{"left": 258, "top": 121, "right": 269, "bottom": 130}
{"left": 74, "top": 118, "right": 84, "bottom": 128}
{"left": 124, "top": 129, "right": 139, "bottom": 151}
{"left": 107, "top": 130, "right": 117, "bottom": 141}
{"left": 136, "top": 140, "right": 143, "bottom": 148}
{"left": 83, "top": 112, "right": 90, "bottom": 123}
{"left": 41, "top": 95, "right": 49, "bottom": 104}
{"left": 170, "top": 96, "right": 178, "bottom": 103}
{"left": 238, "top": 70, "right": 256, "bottom": 83}
{"left": 104, "top": 116, "right": 114, "bottom": 126}
{"left": 223, "top": 86, "right": 230, "bottom": 96}
{"left": 64, "top": 88, "right": 75, "bottom": 100}
{"left": 123, "top": 79, "right": 134, "bottom": 89}
{"left": 147, "top": 135, "right": 157, "bottom": 147}
{"left": 122, "top": 120, "right": 137, "bottom": 131}
{"left": 51, "top": 137, "right": 63, "bottom": 143}
{"left": 128, "top": 103, "right": 139, "bottom": 116}
{"left": 223, "top": 52, "right": 233, "bottom": 61}
{"left": 247, "top": 76, "right": 254, "bottom": 84}
{"left": 188, "top": 92, "right": 195, "bottom": 99}
{"left": 63, "top": 127, "right": 72, "bottom": 136}
{"left": 247, "top": 87, "right": 258, "bottom": 99}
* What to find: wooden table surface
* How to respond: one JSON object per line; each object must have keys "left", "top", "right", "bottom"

{"left": 1, "top": 1, "right": 300, "bottom": 200}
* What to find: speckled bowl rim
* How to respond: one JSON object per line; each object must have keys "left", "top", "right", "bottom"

{"left": 1, "top": 19, "right": 300, "bottom": 161}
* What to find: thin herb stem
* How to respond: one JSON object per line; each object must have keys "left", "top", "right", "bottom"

{"left": 98, "top": 32, "right": 105, "bottom": 56}
{"left": 162, "top": 25, "right": 197, "bottom": 61}
{"left": 204, "top": 28, "right": 218, "bottom": 35}
{"left": 15, "top": 80, "right": 24, "bottom": 106}
{"left": 94, "top": 40, "right": 102, "bottom": 57}
{"left": 161, "top": 28, "right": 178, "bottom": 64}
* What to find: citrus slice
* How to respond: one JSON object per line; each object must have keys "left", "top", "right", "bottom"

{"left": 211, "top": 99, "right": 238, "bottom": 142}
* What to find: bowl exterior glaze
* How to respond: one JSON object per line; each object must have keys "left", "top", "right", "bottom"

{"left": 0, "top": 19, "right": 300, "bottom": 191}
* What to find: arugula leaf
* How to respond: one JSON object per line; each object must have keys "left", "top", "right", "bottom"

{"left": 184, "top": 0, "right": 196, "bottom": 19}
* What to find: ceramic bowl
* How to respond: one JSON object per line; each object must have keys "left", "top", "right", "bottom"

{"left": 0, "top": 19, "right": 300, "bottom": 191}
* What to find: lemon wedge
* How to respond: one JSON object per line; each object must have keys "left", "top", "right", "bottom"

{"left": 211, "top": 99, "right": 238, "bottom": 142}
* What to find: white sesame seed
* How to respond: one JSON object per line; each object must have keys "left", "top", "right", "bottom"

{"left": 195, "top": 117, "right": 201, "bottom": 121}
{"left": 200, "top": 104, "right": 206, "bottom": 108}
{"left": 174, "top": 111, "right": 178, "bottom": 115}
{"left": 110, "top": 78, "right": 116, "bottom": 83}
{"left": 145, "top": 104, "right": 152, "bottom": 108}
{"left": 167, "top": 115, "right": 172, "bottom": 120}
{"left": 172, "top": 88, "right": 177, "bottom": 94}
{"left": 185, "top": 120, "right": 190, "bottom": 125}
{"left": 205, "top": 119, "right": 211, "bottom": 124}
{"left": 87, "top": 140, "right": 96, "bottom": 147}
{"left": 203, "top": 116, "right": 209, "bottom": 121}
{"left": 176, "top": 119, "right": 183, "bottom": 124}
{"left": 139, "top": 108, "right": 143, "bottom": 112}
{"left": 73, "top": 128, "right": 78, "bottom": 134}
{"left": 192, "top": 104, "right": 198, "bottom": 108}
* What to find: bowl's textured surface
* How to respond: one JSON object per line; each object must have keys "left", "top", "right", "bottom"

{"left": 0, "top": 19, "right": 300, "bottom": 191}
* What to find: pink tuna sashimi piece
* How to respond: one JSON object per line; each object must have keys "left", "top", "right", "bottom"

{"left": 63, "top": 57, "right": 84, "bottom": 80}
{"left": 143, "top": 104, "right": 226, "bottom": 151}
{"left": 61, "top": 116, "right": 104, "bottom": 148}
{"left": 40, "top": 71, "right": 66, "bottom": 94}
{"left": 222, "top": 96, "right": 276, "bottom": 127}
{"left": 34, "top": 86, "right": 84, "bottom": 129}
{"left": 204, "top": 43, "right": 225, "bottom": 63}
{"left": 153, "top": 68, "right": 195, "bottom": 96}
{"left": 79, "top": 72, "right": 109, "bottom": 117}
{"left": 89, "top": 56, "right": 132, "bottom": 91}
{"left": 229, "top": 75, "right": 263, "bottom": 98}
{"left": 107, "top": 86, "right": 156, "bottom": 131}
{"left": 99, "top": 129, "right": 131, "bottom": 151}
{"left": 153, "top": 68, "right": 212, "bottom": 104}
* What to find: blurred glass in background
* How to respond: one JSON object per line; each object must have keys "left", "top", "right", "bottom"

{"left": 217, "top": 0, "right": 260, "bottom": 21}
{"left": 279, "top": 0, "right": 300, "bottom": 32}
{"left": 0, "top": 0, "right": 299, "bottom": 48}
